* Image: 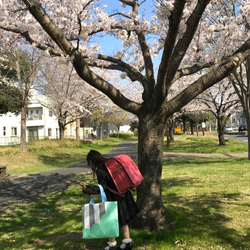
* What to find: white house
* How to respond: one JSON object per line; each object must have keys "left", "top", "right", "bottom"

{"left": 0, "top": 89, "right": 59, "bottom": 146}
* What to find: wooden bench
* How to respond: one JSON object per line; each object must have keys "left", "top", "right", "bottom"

{"left": 0, "top": 165, "right": 8, "bottom": 178}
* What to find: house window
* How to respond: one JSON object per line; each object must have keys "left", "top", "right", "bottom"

{"left": 11, "top": 127, "right": 17, "bottom": 136}
{"left": 3, "top": 126, "right": 6, "bottom": 136}
{"left": 48, "top": 128, "right": 52, "bottom": 137}
{"left": 49, "top": 110, "right": 53, "bottom": 117}
{"left": 36, "top": 110, "right": 39, "bottom": 114}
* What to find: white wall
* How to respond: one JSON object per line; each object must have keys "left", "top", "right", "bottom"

{"left": 0, "top": 89, "right": 59, "bottom": 145}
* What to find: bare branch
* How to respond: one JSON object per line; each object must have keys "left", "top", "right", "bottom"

{"left": 89, "top": 54, "right": 144, "bottom": 83}
{"left": 161, "top": 39, "right": 250, "bottom": 117}
{"left": 164, "top": 0, "right": 210, "bottom": 90}
{"left": 174, "top": 61, "right": 214, "bottom": 81}
{"left": 156, "top": 0, "right": 186, "bottom": 94}
{"left": 119, "top": 0, "right": 135, "bottom": 7}
{"left": 20, "top": 0, "right": 141, "bottom": 114}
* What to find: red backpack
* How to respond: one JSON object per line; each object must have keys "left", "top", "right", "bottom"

{"left": 105, "top": 154, "right": 144, "bottom": 195}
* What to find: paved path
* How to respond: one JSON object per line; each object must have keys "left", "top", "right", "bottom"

{"left": 164, "top": 151, "right": 248, "bottom": 159}
{"left": 0, "top": 140, "right": 248, "bottom": 210}
{"left": 0, "top": 141, "right": 137, "bottom": 210}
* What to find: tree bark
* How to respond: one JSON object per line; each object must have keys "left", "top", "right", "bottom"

{"left": 76, "top": 119, "right": 80, "bottom": 141}
{"left": 131, "top": 110, "right": 167, "bottom": 231}
{"left": 59, "top": 121, "right": 65, "bottom": 140}
{"left": 217, "top": 119, "right": 226, "bottom": 145}
{"left": 20, "top": 105, "right": 27, "bottom": 153}
{"left": 99, "top": 122, "right": 103, "bottom": 140}
{"left": 166, "top": 119, "right": 170, "bottom": 149}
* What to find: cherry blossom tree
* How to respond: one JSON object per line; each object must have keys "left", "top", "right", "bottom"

{"left": 90, "top": 108, "right": 109, "bottom": 140}
{"left": 108, "top": 108, "right": 131, "bottom": 137}
{"left": 198, "top": 79, "right": 241, "bottom": 145}
{"left": 0, "top": 52, "right": 22, "bottom": 114}
{"left": 231, "top": 59, "right": 250, "bottom": 159}
{"left": 15, "top": 48, "right": 44, "bottom": 153}
{"left": 0, "top": 82, "right": 22, "bottom": 114}
{"left": 182, "top": 100, "right": 208, "bottom": 137}
{"left": 1, "top": 0, "right": 250, "bottom": 230}
{"left": 0, "top": 46, "right": 43, "bottom": 152}
{"left": 35, "top": 60, "right": 102, "bottom": 139}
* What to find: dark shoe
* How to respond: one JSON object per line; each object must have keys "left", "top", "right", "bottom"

{"left": 117, "top": 242, "right": 132, "bottom": 250}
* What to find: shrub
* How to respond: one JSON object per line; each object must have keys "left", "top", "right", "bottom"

{"left": 109, "top": 132, "right": 134, "bottom": 139}
{"left": 80, "top": 140, "right": 93, "bottom": 144}
{"left": 0, "top": 147, "right": 22, "bottom": 156}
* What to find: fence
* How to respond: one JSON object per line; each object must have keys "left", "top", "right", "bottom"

{"left": 0, "top": 137, "right": 20, "bottom": 146}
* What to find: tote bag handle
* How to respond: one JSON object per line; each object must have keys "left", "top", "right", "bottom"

{"left": 89, "top": 184, "right": 107, "bottom": 204}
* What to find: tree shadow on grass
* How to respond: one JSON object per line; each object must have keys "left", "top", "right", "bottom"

{"left": 128, "top": 173, "right": 249, "bottom": 249}
{"left": 160, "top": 176, "right": 250, "bottom": 249}
{"left": 0, "top": 164, "right": 89, "bottom": 210}
{"left": 1, "top": 174, "right": 249, "bottom": 249}
{"left": 0, "top": 174, "right": 106, "bottom": 250}
{"left": 36, "top": 152, "right": 84, "bottom": 168}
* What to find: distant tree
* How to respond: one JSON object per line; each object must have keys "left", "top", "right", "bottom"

{"left": 198, "top": 79, "right": 241, "bottom": 145}
{"left": 0, "top": 50, "right": 17, "bottom": 80}
{"left": 231, "top": 58, "right": 250, "bottom": 159}
{"left": 109, "top": 108, "right": 130, "bottom": 137}
{"left": 0, "top": 82, "right": 22, "bottom": 114}
{"left": 1, "top": 47, "right": 43, "bottom": 153}
{"left": 0, "top": 51, "right": 22, "bottom": 114}
{"left": 14, "top": 48, "right": 43, "bottom": 153}
{"left": 90, "top": 109, "right": 109, "bottom": 140}
{"left": 36, "top": 60, "right": 101, "bottom": 139}
{"left": 129, "top": 120, "right": 138, "bottom": 133}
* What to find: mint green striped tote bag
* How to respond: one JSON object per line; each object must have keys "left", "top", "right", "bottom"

{"left": 82, "top": 184, "right": 119, "bottom": 239}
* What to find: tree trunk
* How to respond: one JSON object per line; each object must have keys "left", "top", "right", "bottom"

{"left": 58, "top": 121, "right": 65, "bottom": 140}
{"left": 20, "top": 106, "right": 27, "bottom": 153}
{"left": 131, "top": 111, "right": 167, "bottom": 231}
{"left": 76, "top": 119, "right": 80, "bottom": 141}
{"left": 190, "top": 121, "right": 194, "bottom": 135}
{"left": 166, "top": 119, "right": 170, "bottom": 149}
{"left": 117, "top": 126, "right": 120, "bottom": 138}
{"left": 244, "top": 113, "right": 250, "bottom": 160}
{"left": 169, "top": 118, "right": 175, "bottom": 142}
{"left": 99, "top": 122, "right": 103, "bottom": 140}
{"left": 182, "top": 118, "right": 186, "bottom": 134}
{"left": 217, "top": 120, "right": 226, "bottom": 145}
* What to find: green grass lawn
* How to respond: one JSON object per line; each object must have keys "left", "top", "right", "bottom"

{"left": 0, "top": 138, "right": 132, "bottom": 175}
{"left": 0, "top": 135, "right": 249, "bottom": 249}
{"left": 164, "top": 133, "right": 248, "bottom": 153}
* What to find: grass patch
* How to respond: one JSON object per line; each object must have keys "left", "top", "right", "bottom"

{"left": 0, "top": 158, "right": 249, "bottom": 249}
{"left": 0, "top": 138, "right": 134, "bottom": 175}
{"left": 164, "top": 134, "right": 248, "bottom": 153}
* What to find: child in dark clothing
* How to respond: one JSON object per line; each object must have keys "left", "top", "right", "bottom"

{"left": 80, "top": 150, "right": 139, "bottom": 250}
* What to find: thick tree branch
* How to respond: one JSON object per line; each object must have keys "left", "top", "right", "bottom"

{"left": 161, "top": 39, "right": 250, "bottom": 117}
{"left": 174, "top": 62, "right": 214, "bottom": 81}
{"left": 119, "top": 0, "right": 135, "bottom": 7}
{"left": 0, "top": 25, "right": 62, "bottom": 56}
{"left": 21, "top": 0, "right": 141, "bottom": 114}
{"left": 89, "top": 54, "right": 144, "bottom": 83}
{"left": 165, "top": 0, "right": 210, "bottom": 90}
{"left": 129, "top": 0, "right": 155, "bottom": 101}
{"left": 156, "top": 0, "right": 186, "bottom": 100}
